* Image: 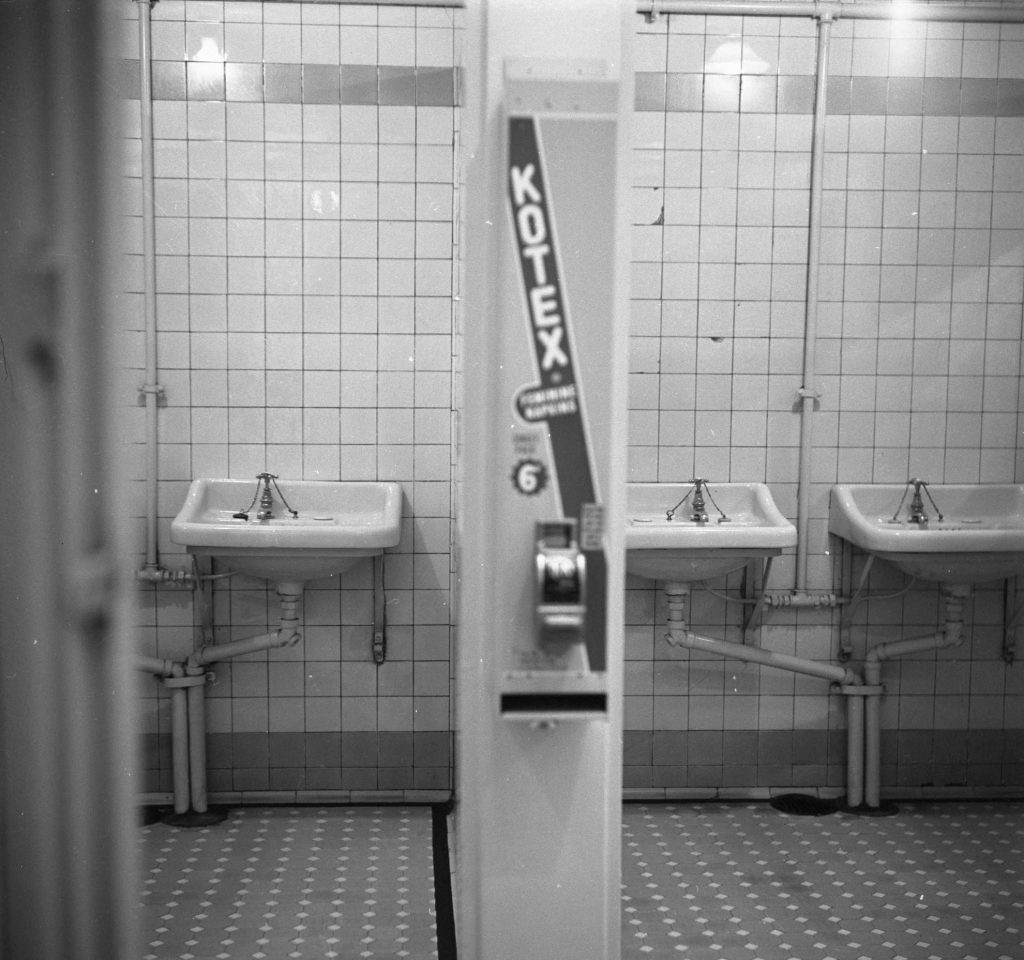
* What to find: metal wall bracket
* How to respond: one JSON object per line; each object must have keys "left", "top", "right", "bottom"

{"left": 372, "top": 555, "right": 387, "bottom": 665}
{"left": 194, "top": 555, "right": 215, "bottom": 647}
{"left": 137, "top": 382, "right": 166, "bottom": 406}
{"left": 741, "top": 557, "right": 771, "bottom": 643}
{"left": 1004, "top": 576, "right": 1021, "bottom": 665}
{"left": 837, "top": 541, "right": 874, "bottom": 661}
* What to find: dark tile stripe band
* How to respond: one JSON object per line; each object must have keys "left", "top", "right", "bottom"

{"left": 635, "top": 72, "right": 1024, "bottom": 117}
{"left": 121, "top": 60, "right": 459, "bottom": 107}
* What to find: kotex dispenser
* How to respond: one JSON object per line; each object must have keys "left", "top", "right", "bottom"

{"left": 455, "top": 1, "right": 632, "bottom": 957}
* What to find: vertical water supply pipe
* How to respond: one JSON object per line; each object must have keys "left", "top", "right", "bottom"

{"left": 135, "top": 0, "right": 163, "bottom": 578}
{"left": 162, "top": 673, "right": 203, "bottom": 816}
{"left": 169, "top": 677, "right": 190, "bottom": 813}
{"left": 151, "top": 667, "right": 212, "bottom": 823}
{"left": 845, "top": 690, "right": 864, "bottom": 808}
{"left": 795, "top": 10, "right": 832, "bottom": 593}
{"left": 185, "top": 673, "right": 209, "bottom": 813}
{"left": 134, "top": 657, "right": 192, "bottom": 814}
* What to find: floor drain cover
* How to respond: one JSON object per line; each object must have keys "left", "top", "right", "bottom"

{"left": 770, "top": 793, "right": 839, "bottom": 816}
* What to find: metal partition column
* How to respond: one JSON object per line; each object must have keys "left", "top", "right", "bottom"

{"left": 455, "top": 2, "right": 633, "bottom": 957}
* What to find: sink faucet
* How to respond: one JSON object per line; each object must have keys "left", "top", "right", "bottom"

{"left": 666, "top": 477, "right": 724, "bottom": 524}
{"left": 689, "top": 477, "right": 710, "bottom": 524}
{"left": 256, "top": 472, "right": 277, "bottom": 520}
{"left": 232, "top": 472, "right": 299, "bottom": 522}
{"left": 905, "top": 478, "right": 943, "bottom": 525}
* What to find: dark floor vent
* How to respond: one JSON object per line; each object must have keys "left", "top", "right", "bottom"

{"left": 770, "top": 793, "right": 839, "bottom": 816}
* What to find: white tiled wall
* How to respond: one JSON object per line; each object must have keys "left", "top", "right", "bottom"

{"left": 120, "top": 0, "right": 459, "bottom": 795}
{"left": 625, "top": 11, "right": 1024, "bottom": 793}
{"left": 120, "top": 3, "right": 1024, "bottom": 798}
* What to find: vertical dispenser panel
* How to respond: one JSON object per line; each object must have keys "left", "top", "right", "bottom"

{"left": 456, "top": 2, "right": 632, "bottom": 958}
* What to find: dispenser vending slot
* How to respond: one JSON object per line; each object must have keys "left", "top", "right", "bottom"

{"left": 534, "top": 520, "right": 586, "bottom": 645}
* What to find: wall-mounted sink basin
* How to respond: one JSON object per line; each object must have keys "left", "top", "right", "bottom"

{"left": 626, "top": 482, "right": 796, "bottom": 583}
{"left": 829, "top": 483, "right": 1024, "bottom": 584}
{"left": 171, "top": 478, "right": 403, "bottom": 586}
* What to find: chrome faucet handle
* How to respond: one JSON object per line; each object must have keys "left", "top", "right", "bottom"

{"left": 235, "top": 473, "right": 297, "bottom": 521}
{"left": 690, "top": 477, "right": 730, "bottom": 524}
{"left": 688, "top": 478, "right": 709, "bottom": 523}
{"left": 258, "top": 472, "right": 299, "bottom": 519}
{"left": 907, "top": 478, "right": 927, "bottom": 523}
{"left": 666, "top": 478, "right": 702, "bottom": 521}
{"left": 665, "top": 477, "right": 728, "bottom": 523}
{"left": 908, "top": 477, "right": 928, "bottom": 500}
{"left": 235, "top": 474, "right": 271, "bottom": 520}
{"left": 901, "top": 477, "right": 943, "bottom": 524}
{"left": 913, "top": 478, "right": 943, "bottom": 522}
{"left": 256, "top": 474, "right": 275, "bottom": 520}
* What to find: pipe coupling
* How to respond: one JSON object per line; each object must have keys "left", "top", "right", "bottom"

{"left": 664, "top": 628, "right": 689, "bottom": 647}
{"left": 136, "top": 565, "right": 195, "bottom": 585}
{"left": 839, "top": 683, "right": 883, "bottom": 696}
{"left": 162, "top": 674, "right": 208, "bottom": 689}
{"left": 763, "top": 591, "right": 841, "bottom": 608}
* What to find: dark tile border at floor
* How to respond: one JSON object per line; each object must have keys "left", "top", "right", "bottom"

{"left": 432, "top": 802, "right": 458, "bottom": 960}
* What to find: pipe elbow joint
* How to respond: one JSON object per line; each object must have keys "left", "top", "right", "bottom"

{"left": 863, "top": 658, "right": 882, "bottom": 686}
{"left": 664, "top": 628, "right": 689, "bottom": 648}
{"left": 184, "top": 653, "right": 209, "bottom": 675}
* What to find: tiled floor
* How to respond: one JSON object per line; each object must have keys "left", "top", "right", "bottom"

{"left": 622, "top": 801, "right": 1024, "bottom": 960}
{"left": 138, "top": 801, "right": 1024, "bottom": 960}
{"left": 138, "top": 806, "right": 439, "bottom": 959}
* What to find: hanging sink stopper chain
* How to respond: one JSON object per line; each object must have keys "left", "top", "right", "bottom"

{"left": 889, "top": 477, "right": 944, "bottom": 526}
{"left": 665, "top": 478, "right": 731, "bottom": 524}
{"left": 233, "top": 472, "right": 300, "bottom": 521}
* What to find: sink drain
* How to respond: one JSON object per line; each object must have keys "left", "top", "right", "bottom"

{"left": 769, "top": 793, "right": 839, "bottom": 817}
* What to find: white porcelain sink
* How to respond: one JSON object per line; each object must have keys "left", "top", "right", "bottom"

{"left": 171, "top": 478, "right": 402, "bottom": 586}
{"left": 626, "top": 482, "right": 796, "bottom": 583}
{"left": 829, "top": 483, "right": 1024, "bottom": 584}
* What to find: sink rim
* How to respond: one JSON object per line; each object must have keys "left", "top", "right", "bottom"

{"left": 626, "top": 481, "right": 797, "bottom": 551}
{"left": 170, "top": 477, "right": 403, "bottom": 552}
{"left": 625, "top": 482, "right": 796, "bottom": 582}
{"left": 828, "top": 482, "right": 1024, "bottom": 555}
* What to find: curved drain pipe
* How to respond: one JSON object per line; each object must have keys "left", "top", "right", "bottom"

{"left": 662, "top": 581, "right": 970, "bottom": 812}
{"left": 663, "top": 583, "right": 864, "bottom": 804}
{"left": 861, "top": 583, "right": 969, "bottom": 810}
{"left": 135, "top": 587, "right": 303, "bottom": 823}
{"left": 162, "top": 671, "right": 207, "bottom": 815}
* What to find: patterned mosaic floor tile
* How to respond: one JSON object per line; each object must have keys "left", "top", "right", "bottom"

{"left": 138, "top": 806, "right": 437, "bottom": 960}
{"left": 139, "top": 801, "right": 1024, "bottom": 960}
{"left": 622, "top": 801, "right": 1024, "bottom": 960}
